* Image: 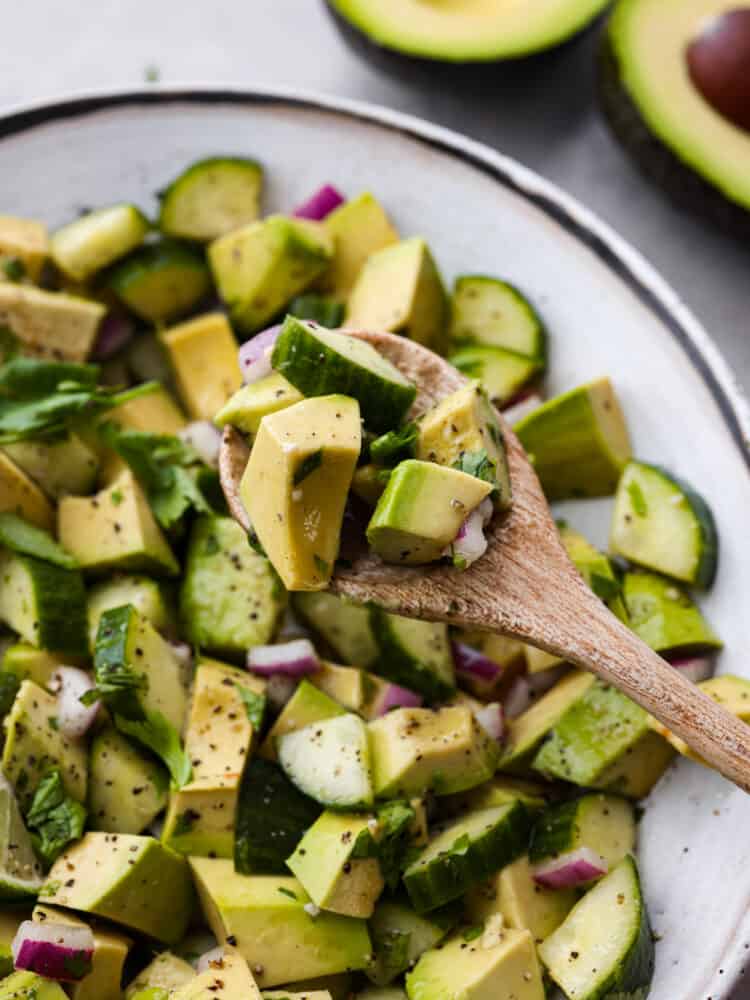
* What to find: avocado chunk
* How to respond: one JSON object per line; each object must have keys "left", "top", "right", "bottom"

{"left": 189, "top": 859, "right": 373, "bottom": 986}
{"left": 406, "top": 925, "right": 544, "bottom": 1000}
{"left": 622, "top": 570, "right": 721, "bottom": 656}
{"left": 514, "top": 377, "right": 631, "bottom": 500}
{"left": 288, "top": 811, "right": 384, "bottom": 918}
{"left": 107, "top": 382, "right": 187, "bottom": 435}
{"left": 441, "top": 775, "right": 549, "bottom": 818}
{"left": 87, "top": 574, "right": 176, "bottom": 651}
{"left": 162, "top": 776, "right": 238, "bottom": 859}
{"left": 161, "top": 313, "right": 242, "bottom": 421}
{"left": 2, "top": 679, "right": 87, "bottom": 809}
{"left": 559, "top": 522, "right": 629, "bottom": 622}
{"left": 294, "top": 592, "right": 379, "bottom": 668}
{"left": 260, "top": 678, "right": 345, "bottom": 761}
{"left": 208, "top": 216, "right": 333, "bottom": 333}
{"left": 180, "top": 516, "right": 285, "bottom": 657}
{"left": 42, "top": 833, "right": 194, "bottom": 944}
{"left": 107, "top": 241, "right": 211, "bottom": 325}
{"left": 214, "top": 374, "right": 303, "bottom": 436}
{"left": 88, "top": 726, "right": 169, "bottom": 834}
{"left": 0, "top": 908, "right": 29, "bottom": 975}
{"left": 172, "top": 950, "right": 261, "bottom": 1000}
{"left": 51, "top": 204, "right": 149, "bottom": 282}
{"left": 125, "top": 952, "right": 196, "bottom": 998}
{"left": 0, "top": 771, "right": 43, "bottom": 899}
{"left": 367, "top": 460, "right": 493, "bottom": 565}
{"left": 1, "top": 644, "right": 83, "bottom": 689}
{"left": 345, "top": 238, "right": 447, "bottom": 352}
{"left": 310, "top": 660, "right": 370, "bottom": 715}
{"left": 648, "top": 675, "right": 750, "bottom": 762}
{"left": 58, "top": 470, "right": 179, "bottom": 577}
{"left": 0, "top": 215, "right": 49, "bottom": 283}
{"left": 322, "top": 192, "right": 399, "bottom": 300}
{"left": 592, "top": 729, "right": 675, "bottom": 800}
{"left": 416, "top": 382, "right": 511, "bottom": 509}
{"left": 3, "top": 434, "right": 99, "bottom": 501}
{"left": 241, "top": 395, "right": 361, "bottom": 591}
{"left": 0, "top": 972, "right": 68, "bottom": 1000}
{"left": 369, "top": 706, "right": 498, "bottom": 798}
{"left": 0, "top": 452, "right": 55, "bottom": 530}
{"left": 0, "top": 285, "right": 104, "bottom": 362}
{"left": 367, "top": 899, "right": 454, "bottom": 986}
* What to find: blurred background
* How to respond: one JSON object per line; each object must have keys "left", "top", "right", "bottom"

{"left": 2, "top": 0, "right": 747, "bottom": 387}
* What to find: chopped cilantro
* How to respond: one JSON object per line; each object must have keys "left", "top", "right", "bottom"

{"left": 452, "top": 449, "right": 497, "bottom": 488}
{"left": 313, "top": 554, "right": 329, "bottom": 576}
{"left": 235, "top": 686, "right": 266, "bottom": 732}
{"left": 462, "top": 924, "right": 484, "bottom": 942}
{"left": 369, "top": 423, "right": 418, "bottom": 467}
{"left": 2, "top": 257, "right": 25, "bottom": 282}
{"left": 278, "top": 886, "right": 298, "bottom": 900}
{"left": 293, "top": 449, "right": 323, "bottom": 486}
{"left": 26, "top": 769, "right": 87, "bottom": 868}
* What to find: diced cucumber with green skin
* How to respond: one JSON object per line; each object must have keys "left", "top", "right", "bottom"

{"left": 0, "top": 972, "right": 68, "bottom": 1000}
{"left": 107, "top": 241, "right": 211, "bottom": 323}
{"left": 214, "top": 373, "right": 304, "bottom": 436}
{"left": 369, "top": 609, "right": 454, "bottom": 701}
{"left": 529, "top": 794, "right": 636, "bottom": 868}
{"left": 88, "top": 726, "right": 169, "bottom": 834}
{"left": 0, "top": 550, "right": 88, "bottom": 655}
{"left": 610, "top": 460, "right": 718, "bottom": 589}
{"left": 559, "top": 523, "right": 629, "bottom": 623}
{"left": 449, "top": 276, "right": 546, "bottom": 360}
{"left": 294, "top": 592, "right": 379, "bottom": 668}
{"left": 592, "top": 730, "right": 675, "bottom": 800}
{"left": 278, "top": 713, "right": 374, "bottom": 809}
{"left": 367, "top": 899, "right": 456, "bottom": 986}
{"left": 87, "top": 574, "right": 175, "bottom": 651}
{"left": 532, "top": 682, "right": 651, "bottom": 787}
{"left": 271, "top": 317, "right": 417, "bottom": 432}
{"left": 403, "top": 802, "right": 530, "bottom": 912}
{"left": 515, "top": 378, "right": 631, "bottom": 500}
{"left": 261, "top": 679, "right": 347, "bottom": 761}
{"left": 539, "top": 856, "right": 654, "bottom": 1000}
{"left": 449, "top": 345, "right": 543, "bottom": 405}
{"left": 289, "top": 293, "right": 345, "bottom": 327}
{"left": 622, "top": 570, "right": 721, "bottom": 656}
{"left": 440, "top": 775, "right": 551, "bottom": 819}
{"left": 51, "top": 203, "right": 149, "bottom": 281}
{"left": 158, "top": 157, "right": 263, "bottom": 242}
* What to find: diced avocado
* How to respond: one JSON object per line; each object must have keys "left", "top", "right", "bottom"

{"left": 189, "top": 859, "right": 372, "bottom": 986}
{"left": 2, "top": 680, "right": 87, "bottom": 809}
{"left": 592, "top": 730, "right": 675, "bottom": 800}
{"left": 241, "top": 395, "right": 361, "bottom": 591}
{"left": 322, "top": 193, "right": 399, "bottom": 300}
{"left": 367, "top": 460, "right": 492, "bottom": 566}
{"left": 369, "top": 611, "right": 454, "bottom": 701}
{"left": 1, "top": 644, "right": 83, "bottom": 689}
{"left": 0, "top": 215, "right": 49, "bottom": 282}
{"left": 345, "top": 238, "right": 447, "bottom": 352}
{"left": 180, "top": 516, "right": 285, "bottom": 658}
{"left": 32, "top": 903, "right": 132, "bottom": 1000}
{"left": 369, "top": 706, "right": 498, "bottom": 798}
{"left": 498, "top": 670, "right": 596, "bottom": 773}
{"left": 441, "top": 775, "right": 550, "bottom": 818}
{"left": 0, "top": 550, "right": 88, "bottom": 654}
{"left": 214, "top": 374, "right": 303, "bottom": 436}
{"left": 514, "top": 378, "right": 631, "bottom": 500}
{"left": 280, "top": 976, "right": 352, "bottom": 1000}
{"left": 406, "top": 925, "right": 544, "bottom": 1000}
{"left": 648, "top": 675, "right": 750, "bottom": 762}
{"left": 294, "top": 592, "right": 379, "bottom": 668}
{"left": 522, "top": 645, "right": 565, "bottom": 675}
{"left": 0, "top": 452, "right": 55, "bottom": 530}
{"left": 260, "top": 678, "right": 345, "bottom": 760}
{"left": 622, "top": 570, "right": 721, "bottom": 656}
{"left": 416, "top": 382, "right": 511, "bottom": 510}
{"left": 288, "top": 811, "right": 384, "bottom": 918}
{"left": 465, "top": 855, "right": 575, "bottom": 945}
{"left": 161, "top": 313, "right": 242, "bottom": 421}
{"left": 88, "top": 575, "right": 176, "bottom": 651}
{"left": 58, "top": 470, "right": 179, "bottom": 577}
{"left": 172, "top": 950, "right": 261, "bottom": 1000}
{"left": 159, "top": 156, "right": 264, "bottom": 242}
{"left": 559, "top": 522, "right": 629, "bottom": 623}
{"left": 3, "top": 434, "right": 99, "bottom": 500}
{"left": 161, "top": 776, "right": 237, "bottom": 859}
{"left": 310, "top": 661, "right": 368, "bottom": 714}
{"left": 42, "top": 833, "right": 194, "bottom": 943}
{"left": 0, "top": 771, "right": 43, "bottom": 899}
{"left": 0, "top": 285, "right": 104, "bottom": 361}
{"left": 529, "top": 794, "right": 636, "bottom": 868}
{"left": 367, "top": 899, "right": 454, "bottom": 986}
{"left": 107, "top": 382, "right": 187, "bottom": 435}
{"left": 107, "top": 241, "right": 211, "bottom": 324}
{"left": 449, "top": 346, "right": 543, "bottom": 407}
{"left": 125, "top": 953, "right": 196, "bottom": 998}
{"left": 449, "top": 276, "right": 546, "bottom": 360}
{"left": 0, "top": 972, "right": 68, "bottom": 1000}
{"left": 208, "top": 216, "right": 333, "bottom": 333}
{"left": 51, "top": 204, "right": 149, "bottom": 282}
{"left": 88, "top": 726, "right": 169, "bottom": 834}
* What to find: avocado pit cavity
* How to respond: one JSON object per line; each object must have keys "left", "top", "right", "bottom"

{"left": 686, "top": 7, "right": 750, "bottom": 133}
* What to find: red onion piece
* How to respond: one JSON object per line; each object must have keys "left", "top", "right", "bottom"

{"left": 91, "top": 312, "right": 136, "bottom": 361}
{"left": 246, "top": 638, "right": 320, "bottom": 677}
{"left": 527, "top": 663, "right": 569, "bottom": 697}
{"left": 12, "top": 920, "right": 94, "bottom": 981}
{"left": 178, "top": 421, "right": 222, "bottom": 467}
{"left": 473, "top": 702, "right": 504, "bottom": 742}
{"left": 452, "top": 641, "right": 502, "bottom": 683}
{"left": 50, "top": 667, "right": 99, "bottom": 740}
{"left": 664, "top": 655, "right": 714, "bottom": 684}
{"left": 265, "top": 674, "right": 298, "bottom": 712}
{"left": 447, "top": 498, "right": 493, "bottom": 568}
{"left": 503, "top": 676, "right": 532, "bottom": 719}
{"left": 373, "top": 683, "right": 423, "bottom": 717}
{"left": 502, "top": 391, "right": 545, "bottom": 426}
{"left": 533, "top": 848, "right": 608, "bottom": 889}
{"left": 196, "top": 946, "right": 226, "bottom": 973}
{"left": 238, "top": 325, "right": 282, "bottom": 384}
{"left": 293, "top": 184, "right": 345, "bottom": 221}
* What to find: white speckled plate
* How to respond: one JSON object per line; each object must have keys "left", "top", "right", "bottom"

{"left": 1, "top": 87, "right": 748, "bottom": 1000}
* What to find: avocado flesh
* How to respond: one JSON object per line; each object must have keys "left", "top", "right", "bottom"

{"left": 601, "top": 0, "right": 750, "bottom": 235}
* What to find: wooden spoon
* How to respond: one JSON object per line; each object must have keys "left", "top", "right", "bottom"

{"left": 220, "top": 330, "right": 750, "bottom": 793}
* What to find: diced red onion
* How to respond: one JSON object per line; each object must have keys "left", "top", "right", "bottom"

{"left": 50, "top": 667, "right": 99, "bottom": 740}
{"left": 293, "top": 184, "right": 345, "bottom": 221}
{"left": 196, "top": 946, "right": 226, "bottom": 973}
{"left": 447, "top": 498, "right": 493, "bottom": 568}
{"left": 527, "top": 663, "right": 569, "bottom": 696}
{"left": 502, "top": 391, "right": 545, "bottom": 426}
{"left": 664, "top": 654, "right": 714, "bottom": 684}
{"left": 533, "top": 848, "right": 608, "bottom": 889}
{"left": 373, "top": 683, "right": 423, "bottom": 717}
{"left": 247, "top": 639, "right": 320, "bottom": 677}
{"left": 178, "top": 421, "right": 221, "bottom": 467}
{"left": 12, "top": 920, "right": 94, "bottom": 981}
{"left": 265, "top": 674, "right": 298, "bottom": 712}
{"left": 91, "top": 312, "right": 136, "bottom": 361}
{"left": 238, "top": 325, "right": 282, "bottom": 384}
{"left": 503, "top": 676, "right": 532, "bottom": 719}
{"left": 473, "top": 702, "right": 504, "bottom": 742}
{"left": 452, "top": 641, "right": 502, "bottom": 682}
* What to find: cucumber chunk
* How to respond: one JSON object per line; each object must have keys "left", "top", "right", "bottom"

{"left": 403, "top": 802, "right": 530, "bottom": 912}
{"left": 539, "top": 856, "right": 654, "bottom": 1000}
{"left": 449, "top": 345, "right": 543, "bottom": 405}
{"left": 610, "top": 460, "right": 718, "bottom": 589}
{"left": 108, "top": 241, "right": 211, "bottom": 323}
{"left": 271, "top": 317, "right": 417, "bottom": 432}
{"left": 51, "top": 203, "right": 149, "bottom": 281}
{"left": 622, "top": 570, "right": 721, "bottom": 656}
{"left": 260, "top": 678, "right": 345, "bottom": 761}
{"left": 449, "top": 276, "right": 546, "bottom": 360}
{"left": 367, "top": 899, "right": 455, "bottom": 986}
{"left": 159, "top": 157, "right": 263, "bottom": 242}
{"left": 529, "top": 794, "right": 636, "bottom": 869}
{"left": 289, "top": 293, "right": 345, "bottom": 327}
{"left": 278, "top": 713, "right": 374, "bottom": 809}
{"left": 369, "top": 609, "right": 454, "bottom": 701}
{"left": 294, "top": 591, "right": 379, "bottom": 669}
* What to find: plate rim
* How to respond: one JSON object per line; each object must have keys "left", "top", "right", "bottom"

{"left": 0, "top": 84, "right": 748, "bottom": 997}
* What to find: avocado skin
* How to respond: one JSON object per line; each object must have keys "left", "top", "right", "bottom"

{"left": 598, "top": 31, "right": 750, "bottom": 240}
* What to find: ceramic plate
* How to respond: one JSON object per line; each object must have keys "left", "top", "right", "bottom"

{"left": 1, "top": 87, "right": 748, "bottom": 1000}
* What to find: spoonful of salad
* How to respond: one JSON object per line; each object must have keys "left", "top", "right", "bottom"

{"left": 219, "top": 317, "right": 750, "bottom": 793}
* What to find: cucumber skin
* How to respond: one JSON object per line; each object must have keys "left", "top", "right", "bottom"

{"left": 271, "top": 320, "right": 416, "bottom": 433}
{"left": 158, "top": 156, "right": 263, "bottom": 241}
{"left": 25, "top": 556, "right": 88, "bottom": 656}
{"left": 107, "top": 240, "right": 211, "bottom": 323}
{"left": 450, "top": 275, "right": 547, "bottom": 362}
{"left": 369, "top": 608, "right": 454, "bottom": 702}
{"left": 528, "top": 797, "right": 586, "bottom": 864}
{"left": 404, "top": 802, "right": 530, "bottom": 913}
{"left": 93, "top": 604, "right": 145, "bottom": 720}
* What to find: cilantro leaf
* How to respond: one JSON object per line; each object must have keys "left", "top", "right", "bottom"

{"left": 590, "top": 572, "right": 622, "bottom": 603}
{"left": 0, "top": 358, "right": 99, "bottom": 397}
{"left": 351, "top": 800, "right": 416, "bottom": 890}
{"left": 117, "top": 709, "right": 192, "bottom": 788}
{"left": 369, "top": 423, "right": 418, "bottom": 467}
{"left": 452, "top": 449, "right": 497, "bottom": 488}
{"left": 90, "top": 608, "right": 148, "bottom": 721}
{"left": 293, "top": 449, "right": 323, "bottom": 486}
{"left": 235, "top": 686, "right": 266, "bottom": 732}
{"left": 462, "top": 924, "right": 484, "bottom": 942}
{"left": 0, "top": 513, "right": 78, "bottom": 569}
{"left": 26, "top": 769, "right": 87, "bottom": 869}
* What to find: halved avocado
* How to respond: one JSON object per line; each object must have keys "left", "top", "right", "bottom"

{"left": 600, "top": 0, "right": 750, "bottom": 237}
{"left": 326, "top": 0, "right": 611, "bottom": 63}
